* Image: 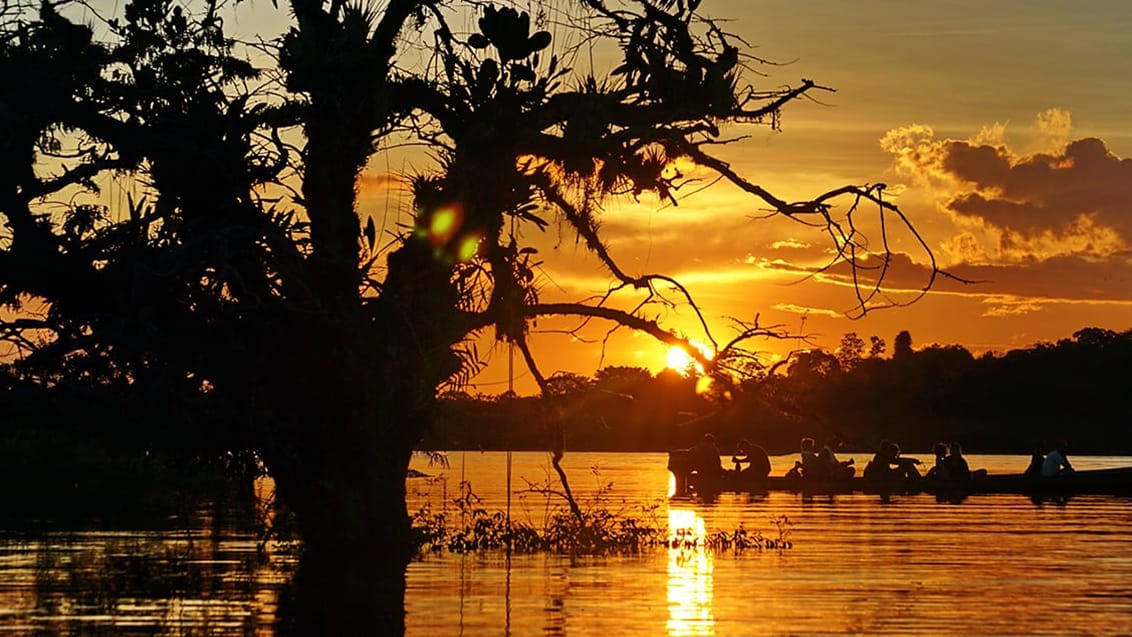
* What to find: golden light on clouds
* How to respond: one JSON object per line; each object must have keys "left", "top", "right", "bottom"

{"left": 771, "top": 304, "right": 843, "bottom": 319}
{"left": 769, "top": 239, "right": 810, "bottom": 250}
{"left": 357, "top": 171, "right": 404, "bottom": 194}
{"left": 881, "top": 109, "right": 1132, "bottom": 267}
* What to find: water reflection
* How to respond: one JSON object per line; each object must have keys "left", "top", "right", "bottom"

{"left": 0, "top": 490, "right": 295, "bottom": 635}
{"left": 4, "top": 452, "right": 1129, "bottom": 634}
{"left": 542, "top": 558, "right": 567, "bottom": 636}
{"left": 666, "top": 508, "right": 713, "bottom": 636}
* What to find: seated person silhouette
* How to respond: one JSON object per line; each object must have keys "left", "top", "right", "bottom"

{"left": 864, "top": 441, "right": 920, "bottom": 481}
{"left": 731, "top": 439, "right": 771, "bottom": 480}
{"left": 1041, "top": 440, "right": 1074, "bottom": 477}
{"left": 690, "top": 434, "right": 723, "bottom": 479}
{"left": 820, "top": 437, "right": 855, "bottom": 480}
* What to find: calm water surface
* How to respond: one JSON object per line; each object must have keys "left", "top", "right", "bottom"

{"left": 1, "top": 452, "right": 1131, "bottom": 635}
{"left": 0, "top": 481, "right": 295, "bottom": 635}
{"left": 406, "top": 452, "right": 1132, "bottom": 636}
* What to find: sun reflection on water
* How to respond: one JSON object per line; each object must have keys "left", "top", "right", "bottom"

{"left": 667, "top": 508, "right": 714, "bottom": 636}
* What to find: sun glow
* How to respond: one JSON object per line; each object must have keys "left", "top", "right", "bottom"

{"left": 667, "top": 508, "right": 713, "bottom": 635}
{"left": 665, "top": 341, "right": 712, "bottom": 376}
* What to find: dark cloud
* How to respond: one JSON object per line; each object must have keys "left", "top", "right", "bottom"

{"left": 765, "top": 250, "right": 1132, "bottom": 303}
{"left": 943, "top": 141, "right": 1012, "bottom": 188}
{"left": 952, "top": 254, "right": 1132, "bottom": 302}
{"left": 757, "top": 251, "right": 951, "bottom": 297}
{"left": 942, "top": 137, "right": 1132, "bottom": 244}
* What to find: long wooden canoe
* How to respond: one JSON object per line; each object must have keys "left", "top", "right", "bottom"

{"left": 676, "top": 466, "right": 1132, "bottom": 498}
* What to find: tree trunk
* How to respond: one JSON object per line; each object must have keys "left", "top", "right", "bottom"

{"left": 272, "top": 425, "right": 415, "bottom": 636}
{"left": 261, "top": 239, "right": 462, "bottom": 635}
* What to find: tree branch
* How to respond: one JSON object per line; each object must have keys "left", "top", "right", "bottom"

{"left": 524, "top": 301, "right": 712, "bottom": 368}
{"left": 513, "top": 333, "right": 583, "bottom": 521}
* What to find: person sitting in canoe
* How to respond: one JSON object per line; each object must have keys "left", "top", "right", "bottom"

{"left": 926, "top": 442, "right": 951, "bottom": 480}
{"left": 864, "top": 441, "right": 921, "bottom": 481}
{"left": 820, "top": 437, "right": 855, "bottom": 480}
{"left": 945, "top": 441, "right": 971, "bottom": 480}
{"left": 792, "top": 438, "right": 828, "bottom": 479}
{"left": 1024, "top": 442, "right": 1046, "bottom": 477}
{"left": 690, "top": 434, "right": 724, "bottom": 479}
{"left": 1041, "top": 440, "right": 1075, "bottom": 477}
{"left": 731, "top": 439, "right": 771, "bottom": 480}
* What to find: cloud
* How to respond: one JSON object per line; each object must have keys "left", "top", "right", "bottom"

{"left": 882, "top": 109, "right": 1132, "bottom": 262}
{"left": 1035, "top": 107, "right": 1072, "bottom": 153}
{"left": 357, "top": 171, "right": 405, "bottom": 195}
{"left": 763, "top": 249, "right": 1132, "bottom": 305}
{"left": 759, "top": 251, "right": 950, "bottom": 295}
{"left": 954, "top": 255, "right": 1132, "bottom": 303}
{"left": 946, "top": 137, "right": 1132, "bottom": 239}
{"left": 769, "top": 238, "right": 811, "bottom": 250}
{"left": 980, "top": 296, "right": 1044, "bottom": 318}
{"left": 771, "top": 303, "right": 843, "bottom": 318}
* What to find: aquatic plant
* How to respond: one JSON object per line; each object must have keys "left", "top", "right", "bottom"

{"left": 411, "top": 481, "right": 545, "bottom": 553}
{"left": 697, "top": 515, "right": 793, "bottom": 551}
{"left": 410, "top": 480, "right": 794, "bottom": 556}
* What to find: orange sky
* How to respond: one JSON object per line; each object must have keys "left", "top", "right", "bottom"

{"left": 74, "top": 0, "right": 1132, "bottom": 394}
{"left": 355, "top": 1, "right": 1132, "bottom": 394}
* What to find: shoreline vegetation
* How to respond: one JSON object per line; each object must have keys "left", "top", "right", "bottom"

{"left": 0, "top": 428, "right": 259, "bottom": 528}
{"left": 424, "top": 328, "right": 1132, "bottom": 456}
{"left": 0, "top": 326, "right": 1126, "bottom": 525}
{"left": 409, "top": 479, "right": 793, "bottom": 556}
{"left": 1, "top": 326, "right": 1127, "bottom": 546}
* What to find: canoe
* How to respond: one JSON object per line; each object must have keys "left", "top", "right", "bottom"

{"left": 675, "top": 466, "right": 1132, "bottom": 498}
{"left": 967, "top": 466, "right": 1132, "bottom": 495}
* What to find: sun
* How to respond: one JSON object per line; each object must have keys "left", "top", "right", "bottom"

{"left": 666, "top": 346, "right": 694, "bottom": 372}
{"left": 665, "top": 341, "right": 710, "bottom": 376}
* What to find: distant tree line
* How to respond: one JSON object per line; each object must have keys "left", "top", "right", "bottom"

{"left": 422, "top": 327, "right": 1132, "bottom": 455}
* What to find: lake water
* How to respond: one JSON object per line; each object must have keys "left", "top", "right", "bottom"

{"left": 2, "top": 452, "right": 1131, "bottom": 635}
{"left": 405, "top": 452, "right": 1132, "bottom": 636}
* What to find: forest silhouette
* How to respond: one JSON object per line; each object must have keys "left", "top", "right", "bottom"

{"left": 426, "top": 327, "right": 1132, "bottom": 456}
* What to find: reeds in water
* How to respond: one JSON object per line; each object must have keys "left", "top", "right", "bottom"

{"left": 411, "top": 480, "right": 793, "bottom": 556}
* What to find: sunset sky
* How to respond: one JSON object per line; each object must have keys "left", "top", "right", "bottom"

{"left": 80, "top": 0, "right": 1130, "bottom": 393}
{"left": 439, "top": 0, "right": 1132, "bottom": 393}
{"left": 369, "top": 1, "right": 1113, "bottom": 393}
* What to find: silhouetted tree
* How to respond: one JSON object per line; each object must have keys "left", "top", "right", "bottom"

{"left": 868, "top": 335, "right": 886, "bottom": 358}
{"left": 894, "top": 329, "right": 914, "bottom": 360}
{"left": 1073, "top": 327, "right": 1118, "bottom": 348}
{"left": 545, "top": 371, "right": 595, "bottom": 398}
{"left": 837, "top": 332, "right": 866, "bottom": 370}
{"left": 1, "top": 1, "right": 939, "bottom": 633}
{"left": 788, "top": 349, "right": 837, "bottom": 378}
{"left": 594, "top": 366, "right": 653, "bottom": 394}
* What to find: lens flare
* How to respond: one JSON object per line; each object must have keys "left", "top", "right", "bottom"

{"left": 426, "top": 206, "right": 463, "bottom": 247}
{"left": 455, "top": 233, "right": 482, "bottom": 262}
{"left": 695, "top": 375, "right": 714, "bottom": 396}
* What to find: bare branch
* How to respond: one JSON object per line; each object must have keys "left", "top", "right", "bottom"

{"left": 524, "top": 302, "right": 712, "bottom": 369}
{"left": 531, "top": 172, "right": 718, "bottom": 349}
{"left": 513, "top": 333, "right": 583, "bottom": 521}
